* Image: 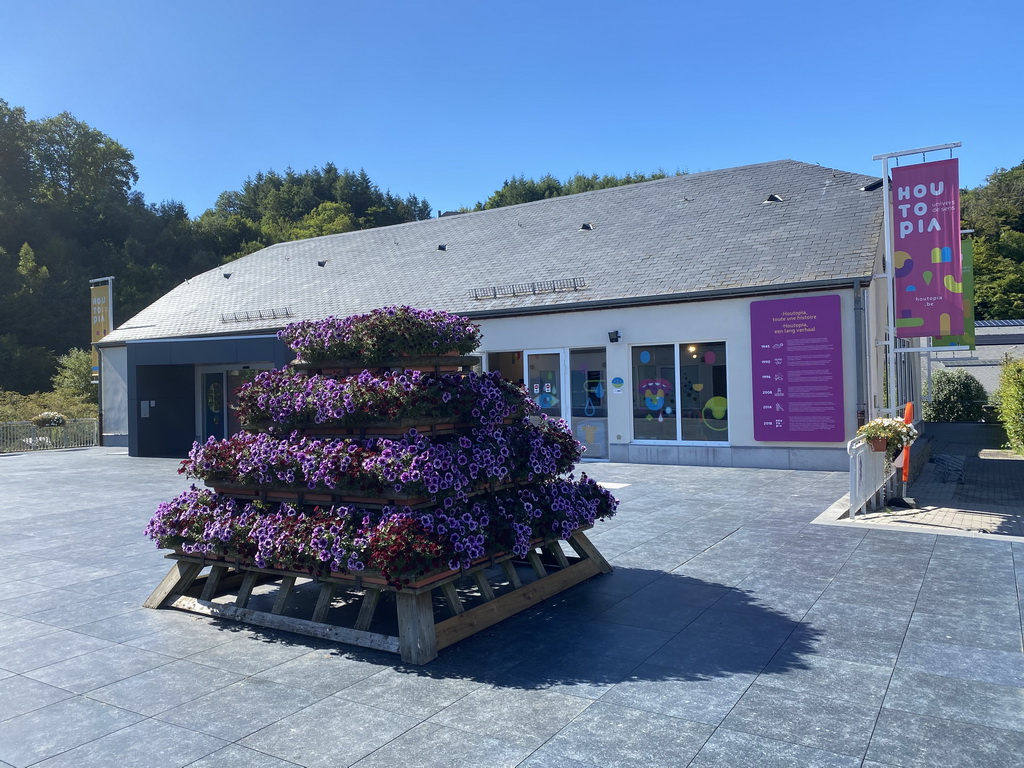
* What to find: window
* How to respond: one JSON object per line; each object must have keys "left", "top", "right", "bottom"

{"left": 632, "top": 342, "right": 728, "bottom": 441}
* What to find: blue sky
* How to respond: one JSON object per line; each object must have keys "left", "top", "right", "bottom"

{"left": 2, "top": 0, "right": 1020, "bottom": 218}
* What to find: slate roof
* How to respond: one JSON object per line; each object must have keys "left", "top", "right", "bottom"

{"left": 102, "top": 159, "right": 884, "bottom": 344}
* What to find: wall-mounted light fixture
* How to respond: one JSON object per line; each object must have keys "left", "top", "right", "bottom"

{"left": 608, "top": 331, "right": 621, "bottom": 343}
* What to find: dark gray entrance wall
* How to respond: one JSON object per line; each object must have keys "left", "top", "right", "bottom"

{"left": 126, "top": 334, "right": 290, "bottom": 457}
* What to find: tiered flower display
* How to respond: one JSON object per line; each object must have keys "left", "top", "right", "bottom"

{"left": 146, "top": 306, "right": 617, "bottom": 587}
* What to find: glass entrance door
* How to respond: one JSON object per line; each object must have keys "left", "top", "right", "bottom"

{"left": 569, "top": 348, "right": 608, "bottom": 458}
{"left": 525, "top": 352, "right": 564, "bottom": 420}
{"left": 203, "top": 372, "right": 225, "bottom": 440}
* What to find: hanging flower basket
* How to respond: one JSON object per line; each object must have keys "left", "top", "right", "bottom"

{"left": 869, "top": 436, "right": 887, "bottom": 452}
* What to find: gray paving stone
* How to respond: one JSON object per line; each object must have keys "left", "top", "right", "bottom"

{"left": 896, "top": 638, "right": 1024, "bottom": 687}
{"left": 883, "top": 667, "right": 1024, "bottom": 733}
{"left": 31, "top": 717, "right": 226, "bottom": 767}
{"left": 721, "top": 684, "right": 877, "bottom": 758}
{"left": 156, "top": 677, "right": 324, "bottom": 740}
{"left": 86, "top": 658, "right": 243, "bottom": 716}
{"left": 337, "top": 665, "right": 483, "bottom": 717}
{"left": 602, "top": 662, "right": 757, "bottom": 726}
{"left": 184, "top": 744, "right": 308, "bottom": 768}
{"left": 349, "top": 722, "right": 530, "bottom": 768}
{"left": 490, "top": 651, "right": 639, "bottom": 700}
{"left": 24, "top": 643, "right": 174, "bottom": 693}
{"left": 0, "top": 630, "right": 114, "bottom": 674}
{"left": 239, "top": 696, "right": 420, "bottom": 767}
{"left": 0, "top": 696, "right": 143, "bottom": 767}
{"left": 691, "top": 727, "right": 860, "bottom": 767}
{"left": 185, "top": 632, "right": 318, "bottom": 675}
{"left": 540, "top": 700, "right": 713, "bottom": 767}
{"left": 905, "top": 609, "right": 1024, "bottom": 652}
{"left": 426, "top": 685, "right": 592, "bottom": 748}
{"left": 757, "top": 653, "right": 892, "bottom": 708}
{"left": 867, "top": 707, "right": 1024, "bottom": 767}
{"left": 0, "top": 675, "right": 74, "bottom": 722}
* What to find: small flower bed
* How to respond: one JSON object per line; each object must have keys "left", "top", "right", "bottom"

{"left": 180, "top": 418, "right": 582, "bottom": 502}
{"left": 234, "top": 369, "right": 529, "bottom": 430}
{"left": 144, "top": 476, "right": 618, "bottom": 584}
{"left": 31, "top": 411, "right": 67, "bottom": 427}
{"left": 856, "top": 417, "right": 918, "bottom": 457}
{"left": 279, "top": 306, "right": 481, "bottom": 363}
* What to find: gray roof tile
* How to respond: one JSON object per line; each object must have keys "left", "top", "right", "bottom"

{"left": 103, "top": 160, "right": 883, "bottom": 344}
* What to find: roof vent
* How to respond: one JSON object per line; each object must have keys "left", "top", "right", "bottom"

{"left": 437, "top": 244, "right": 447, "bottom": 251}
{"left": 860, "top": 179, "right": 884, "bottom": 192}
{"left": 222, "top": 272, "right": 232, "bottom": 279}
{"left": 762, "top": 194, "right": 784, "bottom": 204}
{"left": 317, "top": 260, "right": 328, "bottom": 267}
{"left": 579, "top": 222, "right": 594, "bottom": 231}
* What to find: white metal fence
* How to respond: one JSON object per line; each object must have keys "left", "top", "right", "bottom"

{"left": 0, "top": 419, "right": 99, "bottom": 453}
{"left": 847, "top": 435, "right": 899, "bottom": 517}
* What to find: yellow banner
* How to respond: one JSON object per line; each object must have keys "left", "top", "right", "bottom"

{"left": 91, "top": 284, "right": 112, "bottom": 376}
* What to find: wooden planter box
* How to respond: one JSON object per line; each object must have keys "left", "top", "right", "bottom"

{"left": 145, "top": 527, "right": 611, "bottom": 664}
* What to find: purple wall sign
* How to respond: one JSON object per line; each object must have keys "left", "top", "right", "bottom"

{"left": 751, "top": 294, "right": 845, "bottom": 442}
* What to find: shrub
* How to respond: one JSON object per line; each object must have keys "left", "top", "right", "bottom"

{"left": 997, "top": 356, "right": 1024, "bottom": 453}
{"left": 923, "top": 368, "right": 988, "bottom": 422}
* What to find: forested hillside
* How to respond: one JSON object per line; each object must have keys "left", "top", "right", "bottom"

{"left": 961, "top": 160, "right": 1024, "bottom": 319}
{"left": 0, "top": 100, "right": 431, "bottom": 393}
{"left": 1, "top": 97, "right": 1021, "bottom": 395}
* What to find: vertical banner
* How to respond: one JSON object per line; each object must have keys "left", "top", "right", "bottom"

{"left": 751, "top": 294, "right": 845, "bottom": 442}
{"left": 90, "top": 282, "right": 113, "bottom": 378}
{"left": 932, "top": 238, "right": 976, "bottom": 349}
{"left": 892, "top": 158, "right": 964, "bottom": 338}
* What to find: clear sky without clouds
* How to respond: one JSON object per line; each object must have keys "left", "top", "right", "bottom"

{"left": 2, "top": 0, "right": 1021, "bottom": 218}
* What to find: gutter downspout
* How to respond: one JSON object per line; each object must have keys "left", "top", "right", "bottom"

{"left": 853, "top": 278, "right": 867, "bottom": 427}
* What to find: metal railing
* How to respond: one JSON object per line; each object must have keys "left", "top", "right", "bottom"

{"left": 0, "top": 419, "right": 99, "bottom": 453}
{"left": 847, "top": 435, "right": 899, "bottom": 518}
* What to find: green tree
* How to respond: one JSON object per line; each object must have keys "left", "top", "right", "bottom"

{"left": 52, "top": 348, "right": 96, "bottom": 404}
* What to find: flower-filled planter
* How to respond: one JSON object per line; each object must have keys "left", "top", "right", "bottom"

{"left": 147, "top": 306, "right": 618, "bottom": 590}
{"left": 856, "top": 417, "right": 918, "bottom": 460}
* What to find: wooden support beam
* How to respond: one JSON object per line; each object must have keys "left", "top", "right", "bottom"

{"left": 144, "top": 561, "right": 203, "bottom": 609}
{"left": 167, "top": 595, "right": 400, "bottom": 654}
{"left": 271, "top": 575, "right": 296, "bottom": 615}
{"left": 566, "top": 530, "right": 613, "bottom": 573}
{"left": 396, "top": 590, "right": 437, "bottom": 664}
{"left": 527, "top": 549, "right": 547, "bottom": 579}
{"left": 311, "top": 582, "right": 336, "bottom": 623}
{"left": 199, "top": 564, "right": 228, "bottom": 602}
{"left": 546, "top": 542, "right": 570, "bottom": 569}
{"left": 500, "top": 559, "right": 522, "bottom": 589}
{"left": 440, "top": 581, "right": 465, "bottom": 615}
{"left": 235, "top": 570, "right": 260, "bottom": 608}
{"left": 354, "top": 588, "right": 381, "bottom": 631}
{"left": 473, "top": 570, "right": 495, "bottom": 601}
{"left": 435, "top": 558, "right": 601, "bottom": 651}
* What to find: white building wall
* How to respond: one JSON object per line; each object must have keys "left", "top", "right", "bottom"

{"left": 477, "top": 288, "right": 865, "bottom": 470}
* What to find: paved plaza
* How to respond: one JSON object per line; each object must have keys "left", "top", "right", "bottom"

{"left": 1, "top": 447, "right": 1023, "bottom": 767}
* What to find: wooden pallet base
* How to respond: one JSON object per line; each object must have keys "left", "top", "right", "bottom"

{"left": 144, "top": 530, "right": 611, "bottom": 664}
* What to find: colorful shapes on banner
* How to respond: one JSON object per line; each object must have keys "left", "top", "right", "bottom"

{"left": 900, "top": 310, "right": 914, "bottom": 318}
{"left": 931, "top": 246, "right": 953, "bottom": 263}
{"left": 639, "top": 350, "right": 651, "bottom": 364}
{"left": 939, "top": 313, "right": 951, "bottom": 336}
{"left": 905, "top": 285, "right": 917, "bottom": 291}
{"left": 923, "top": 271, "right": 933, "bottom": 286}
{"left": 704, "top": 350, "right": 716, "bottom": 365}
{"left": 896, "top": 317, "right": 925, "bottom": 328}
{"left": 894, "top": 250, "right": 914, "bottom": 277}
{"left": 944, "top": 274, "right": 963, "bottom": 293}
